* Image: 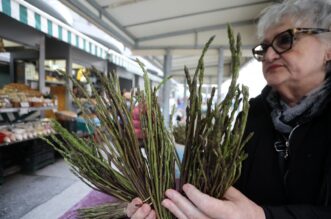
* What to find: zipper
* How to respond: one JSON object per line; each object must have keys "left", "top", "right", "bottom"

{"left": 284, "top": 124, "right": 300, "bottom": 158}
{"left": 283, "top": 124, "right": 300, "bottom": 191}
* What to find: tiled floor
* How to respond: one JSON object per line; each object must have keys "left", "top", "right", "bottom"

{"left": 0, "top": 159, "right": 92, "bottom": 219}
{"left": 0, "top": 144, "right": 186, "bottom": 219}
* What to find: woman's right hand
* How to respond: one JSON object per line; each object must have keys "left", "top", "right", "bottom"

{"left": 126, "top": 198, "right": 156, "bottom": 219}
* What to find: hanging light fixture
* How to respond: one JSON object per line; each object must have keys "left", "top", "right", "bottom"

{"left": 0, "top": 38, "right": 6, "bottom": 52}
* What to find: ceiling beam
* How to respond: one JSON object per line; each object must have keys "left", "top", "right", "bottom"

{"left": 148, "top": 56, "right": 163, "bottom": 68}
{"left": 99, "top": 0, "right": 148, "bottom": 9}
{"left": 151, "top": 56, "right": 163, "bottom": 65}
{"left": 171, "top": 64, "right": 221, "bottom": 72}
{"left": 124, "top": 0, "right": 271, "bottom": 28}
{"left": 137, "top": 20, "right": 255, "bottom": 42}
{"left": 145, "top": 56, "right": 163, "bottom": 69}
{"left": 88, "top": 0, "right": 136, "bottom": 40}
{"left": 135, "top": 44, "right": 255, "bottom": 50}
{"left": 59, "top": 0, "right": 135, "bottom": 47}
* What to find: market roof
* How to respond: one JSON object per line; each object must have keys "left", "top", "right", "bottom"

{"left": 0, "top": 0, "right": 163, "bottom": 78}
{"left": 0, "top": 0, "right": 109, "bottom": 59}
{"left": 59, "top": 0, "right": 281, "bottom": 84}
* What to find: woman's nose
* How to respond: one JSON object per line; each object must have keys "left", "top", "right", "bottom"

{"left": 263, "top": 46, "right": 280, "bottom": 62}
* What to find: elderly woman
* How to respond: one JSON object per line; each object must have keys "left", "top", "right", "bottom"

{"left": 127, "top": 0, "right": 331, "bottom": 218}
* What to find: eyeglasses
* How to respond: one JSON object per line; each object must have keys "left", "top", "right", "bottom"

{"left": 252, "top": 28, "right": 330, "bottom": 62}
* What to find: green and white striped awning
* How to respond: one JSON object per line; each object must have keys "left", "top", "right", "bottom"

{"left": 108, "top": 51, "right": 162, "bottom": 82}
{"left": 0, "top": 0, "right": 161, "bottom": 80}
{"left": 0, "top": 0, "right": 107, "bottom": 59}
{"left": 108, "top": 50, "right": 144, "bottom": 76}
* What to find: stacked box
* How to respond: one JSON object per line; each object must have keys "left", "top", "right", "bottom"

{"left": 0, "top": 152, "right": 3, "bottom": 185}
{"left": 21, "top": 138, "right": 55, "bottom": 172}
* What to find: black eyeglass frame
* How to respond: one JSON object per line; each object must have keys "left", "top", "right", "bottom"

{"left": 252, "top": 27, "right": 330, "bottom": 61}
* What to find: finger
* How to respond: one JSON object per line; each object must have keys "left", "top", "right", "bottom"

{"left": 223, "top": 186, "right": 245, "bottom": 201}
{"left": 182, "top": 184, "right": 228, "bottom": 218}
{"left": 162, "top": 198, "right": 188, "bottom": 219}
{"left": 145, "top": 209, "right": 156, "bottom": 219}
{"left": 164, "top": 189, "right": 207, "bottom": 219}
{"left": 126, "top": 198, "right": 143, "bottom": 217}
{"left": 131, "top": 203, "right": 152, "bottom": 219}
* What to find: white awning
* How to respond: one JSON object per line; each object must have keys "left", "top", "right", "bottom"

{"left": 0, "top": 0, "right": 109, "bottom": 59}
{"left": 0, "top": 0, "right": 163, "bottom": 81}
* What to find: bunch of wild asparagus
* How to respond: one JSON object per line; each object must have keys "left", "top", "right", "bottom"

{"left": 44, "top": 25, "right": 251, "bottom": 218}
{"left": 180, "top": 26, "right": 252, "bottom": 198}
{"left": 45, "top": 61, "right": 177, "bottom": 219}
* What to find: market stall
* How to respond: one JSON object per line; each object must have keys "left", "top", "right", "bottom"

{"left": 0, "top": 11, "right": 58, "bottom": 183}
{"left": 0, "top": 0, "right": 163, "bottom": 184}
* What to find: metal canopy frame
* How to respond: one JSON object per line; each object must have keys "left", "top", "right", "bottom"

{"left": 59, "top": 0, "right": 279, "bottom": 86}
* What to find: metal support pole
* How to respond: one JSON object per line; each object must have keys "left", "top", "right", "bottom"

{"left": 9, "top": 56, "right": 14, "bottom": 82}
{"left": 217, "top": 48, "right": 225, "bottom": 101}
{"left": 162, "top": 49, "right": 172, "bottom": 127}
{"left": 66, "top": 49, "right": 73, "bottom": 110}
{"left": 38, "top": 36, "right": 45, "bottom": 94}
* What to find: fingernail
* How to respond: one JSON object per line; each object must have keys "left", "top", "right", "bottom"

{"left": 161, "top": 199, "right": 168, "bottom": 207}
{"left": 183, "top": 183, "right": 191, "bottom": 191}
{"left": 165, "top": 189, "right": 175, "bottom": 198}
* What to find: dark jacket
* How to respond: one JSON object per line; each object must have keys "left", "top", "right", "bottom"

{"left": 235, "top": 86, "right": 331, "bottom": 218}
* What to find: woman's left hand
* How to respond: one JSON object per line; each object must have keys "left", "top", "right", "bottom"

{"left": 161, "top": 184, "right": 265, "bottom": 219}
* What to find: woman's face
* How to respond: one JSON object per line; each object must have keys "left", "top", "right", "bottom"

{"left": 262, "top": 19, "right": 329, "bottom": 92}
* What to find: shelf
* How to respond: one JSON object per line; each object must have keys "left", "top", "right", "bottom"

{"left": 0, "top": 106, "right": 56, "bottom": 113}
{"left": 46, "top": 80, "right": 66, "bottom": 85}
{"left": 27, "top": 79, "right": 66, "bottom": 85}
{"left": 0, "top": 136, "right": 35, "bottom": 147}
{"left": 0, "top": 134, "right": 52, "bottom": 148}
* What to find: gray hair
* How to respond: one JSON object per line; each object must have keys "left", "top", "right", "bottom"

{"left": 257, "top": 0, "right": 331, "bottom": 39}
{"left": 257, "top": 0, "right": 331, "bottom": 72}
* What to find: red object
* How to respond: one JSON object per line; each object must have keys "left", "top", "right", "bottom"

{"left": 132, "top": 105, "right": 143, "bottom": 140}
{"left": 0, "top": 132, "right": 7, "bottom": 144}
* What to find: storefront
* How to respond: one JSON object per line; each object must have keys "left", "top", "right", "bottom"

{"left": 0, "top": 0, "right": 163, "bottom": 184}
{"left": 0, "top": 0, "right": 108, "bottom": 182}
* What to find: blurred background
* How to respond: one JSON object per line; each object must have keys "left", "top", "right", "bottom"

{"left": 0, "top": 1, "right": 278, "bottom": 218}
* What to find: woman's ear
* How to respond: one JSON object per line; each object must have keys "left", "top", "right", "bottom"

{"left": 325, "top": 46, "right": 331, "bottom": 63}
{"left": 325, "top": 26, "right": 331, "bottom": 62}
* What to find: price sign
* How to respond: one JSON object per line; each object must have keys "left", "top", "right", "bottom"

{"left": 20, "top": 102, "right": 30, "bottom": 108}
{"left": 19, "top": 108, "right": 29, "bottom": 115}
{"left": 19, "top": 102, "right": 30, "bottom": 115}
